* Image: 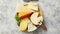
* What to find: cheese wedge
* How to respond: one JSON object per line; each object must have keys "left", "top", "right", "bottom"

{"left": 30, "top": 12, "right": 43, "bottom": 25}
{"left": 16, "top": 4, "right": 33, "bottom": 19}
{"left": 18, "top": 11, "right": 32, "bottom": 19}
{"left": 16, "top": 4, "right": 33, "bottom": 12}
{"left": 28, "top": 20, "right": 37, "bottom": 32}
{"left": 20, "top": 17, "right": 29, "bottom": 31}
{"left": 27, "top": 2, "right": 38, "bottom": 11}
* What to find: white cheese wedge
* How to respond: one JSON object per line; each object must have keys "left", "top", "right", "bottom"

{"left": 27, "top": 2, "right": 38, "bottom": 11}
{"left": 28, "top": 20, "right": 37, "bottom": 32}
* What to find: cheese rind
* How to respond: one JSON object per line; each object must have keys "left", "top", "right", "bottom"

{"left": 30, "top": 12, "right": 39, "bottom": 25}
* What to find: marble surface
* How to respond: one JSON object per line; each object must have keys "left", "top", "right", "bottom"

{"left": 0, "top": 0, "right": 60, "bottom": 34}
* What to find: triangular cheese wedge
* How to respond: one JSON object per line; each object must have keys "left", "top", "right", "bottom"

{"left": 28, "top": 20, "right": 37, "bottom": 32}
{"left": 16, "top": 4, "right": 33, "bottom": 12}
{"left": 27, "top": 2, "right": 38, "bottom": 11}
{"left": 20, "top": 17, "right": 29, "bottom": 32}
{"left": 18, "top": 11, "right": 32, "bottom": 19}
{"left": 16, "top": 4, "right": 27, "bottom": 12}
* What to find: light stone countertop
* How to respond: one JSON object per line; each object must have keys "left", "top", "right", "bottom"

{"left": 0, "top": 0, "right": 60, "bottom": 34}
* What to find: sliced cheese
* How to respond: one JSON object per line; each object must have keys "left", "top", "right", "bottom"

{"left": 28, "top": 20, "right": 37, "bottom": 32}
{"left": 20, "top": 17, "right": 29, "bottom": 32}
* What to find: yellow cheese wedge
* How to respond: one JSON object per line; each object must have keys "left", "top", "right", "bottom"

{"left": 20, "top": 17, "right": 29, "bottom": 32}
{"left": 16, "top": 4, "right": 33, "bottom": 12}
{"left": 16, "top": 4, "right": 27, "bottom": 12}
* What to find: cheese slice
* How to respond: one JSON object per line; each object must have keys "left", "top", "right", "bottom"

{"left": 28, "top": 20, "right": 37, "bottom": 32}
{"left": 20, "top": 17, "right": 29, "bottom": 32}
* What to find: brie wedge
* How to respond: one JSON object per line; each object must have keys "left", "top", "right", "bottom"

{"left": 28, "top": 20, "right": 37, "bottom": 32}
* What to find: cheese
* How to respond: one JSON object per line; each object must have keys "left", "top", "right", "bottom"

{"left": 16, "top": 4, "right": 33, "bottom": 19}
{"left": 16, "top": 4, "right": 34, "bottom": 12}
{"left": 28, "top": 20, "right": 37, "bottom": 32}
{"left": 20, "top": 17, "right": 29, "bottom": 31}
{"left": 30, "top": 12, "right": 39, "bottom": 25}
{"left": 39, "top": 16, "right": 43, "bottom": 22}
{"left": 27, "top": 2, "right": 38, "bottom": 11}
{"left": 30, "top": 12, "right": 43, "bottom": 25}
{"left": 18, "top": 11, "right": 32, "bottom": 19}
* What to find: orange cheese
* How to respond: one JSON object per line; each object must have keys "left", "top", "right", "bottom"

{"left": 18, "top": 11, "right": 32, "bottom": 19}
